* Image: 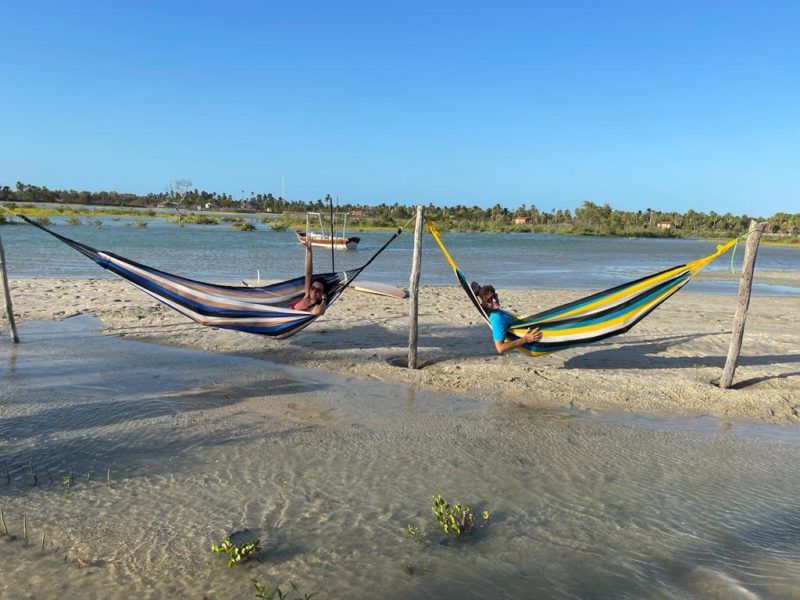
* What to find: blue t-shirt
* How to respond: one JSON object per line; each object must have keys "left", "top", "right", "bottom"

{"left": 488, "top": 310, "right": 519, "bottom": 342}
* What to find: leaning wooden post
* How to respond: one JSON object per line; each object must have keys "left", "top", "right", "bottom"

{"left": 408, "top": 206, "right": 424, "bottom": 369}
{"left": 720, "top": 220, "right": 766, "bottom": 389}
{"left": 0, "top": 236, "right": 19, "bottom": 343}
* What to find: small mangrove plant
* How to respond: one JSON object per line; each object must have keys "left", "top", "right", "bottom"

{"left": 211, "top": 535, "right": 261, "bottom": 568}
{"left": 431, "top": 494, "right": 490, "bottom": 537}
{"left": 233, "top": 220, "right": 257, "bottom": 231}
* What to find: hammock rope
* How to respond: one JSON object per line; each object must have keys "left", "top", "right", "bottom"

{"left": 427, "top": 218, "right": 738, "bottom": 356}
{"left": 12, "top": 210, "right": 401, "bottom": 339}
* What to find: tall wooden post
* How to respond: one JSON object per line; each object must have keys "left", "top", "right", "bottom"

{"left": 720, "top": 220, "right": 766, "bottom": 389}
{"left": 408, "top": 206, "right": 424, "bottom": 369}
{"left": 0, "top": 237, "right": 19, "bottom": 343}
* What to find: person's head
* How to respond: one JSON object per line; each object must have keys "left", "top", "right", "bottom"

{"left": 309, "top": 278, "right": 328, "bottom": 305}
{"left": 477, "top": 285, "right": 499, "bottom": 312}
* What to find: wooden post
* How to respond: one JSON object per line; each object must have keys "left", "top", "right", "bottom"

{"left": 408, "top": 206, "right": 424, "bottom": 369}
{"left": 0, "top": 237, "right": 19, "bottom": 343}
{"left": 720, "top": 220, "right": 766, "bottom": 389}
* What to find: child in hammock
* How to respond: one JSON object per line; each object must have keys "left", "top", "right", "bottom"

{"left": 290, "top": 238, "right": 328, "bottom": 315}
{"left": 474, "top": 283, "right": 542, "bottom": 354}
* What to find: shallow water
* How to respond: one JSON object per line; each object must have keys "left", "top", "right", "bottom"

{"left": 1, "top": 317, "right": 799, "bottom": 599}
{"left": 1, "top": 215, "right": 798, "bottom": 295}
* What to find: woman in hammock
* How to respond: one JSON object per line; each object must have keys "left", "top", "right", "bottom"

{"left": 290, "top": 238, "right": 328, "bottom": 315}
{"left": 475, "top": 284, "right": 542, "bottom": 354}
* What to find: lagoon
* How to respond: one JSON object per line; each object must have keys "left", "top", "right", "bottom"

{"left": 1, "top": 215, "right": 798, "bottom": 295}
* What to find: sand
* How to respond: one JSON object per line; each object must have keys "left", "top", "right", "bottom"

{"left": 4, "top": 275, "right": 799, "bottom": 424}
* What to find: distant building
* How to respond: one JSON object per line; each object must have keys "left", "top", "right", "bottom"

{"left": 514, "top": 216, "right": 531, "bottom": 224}
{"left": 656, "top": 220, "right": 672, "bottom": 229}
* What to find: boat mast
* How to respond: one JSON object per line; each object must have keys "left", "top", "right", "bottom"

{"left": 328, "top": 194, "right": 335, "bottom": 272}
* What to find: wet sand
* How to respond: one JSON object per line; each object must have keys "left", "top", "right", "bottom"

{"left": 5, "top": 276, "right": 800, "bottom": 423}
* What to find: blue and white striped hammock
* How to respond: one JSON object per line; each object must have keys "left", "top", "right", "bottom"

{"left": 20, "top": 215, "right": 399, "bottom": 339}
{"left": 427, "top": 219, "right": 737, "bottom": 356}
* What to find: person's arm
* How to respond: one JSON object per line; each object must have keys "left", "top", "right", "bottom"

{"left": 494, "top": 328, "right": 542, "bottom": 354}
{"left": 311, "top": 298, "right": 327, "bottom": 316}
{"left": 303, "top": 237, "right": 313, "bottom": 298}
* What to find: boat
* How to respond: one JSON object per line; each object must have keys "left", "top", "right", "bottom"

{"left": 296, "top": 212, "right": 361, "bottom": 250}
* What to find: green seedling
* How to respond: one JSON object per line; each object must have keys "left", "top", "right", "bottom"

{"left": 432, "top": 494, "right": 490, "bottom": 537}
{"left": 211, "top": 536, "right": 261, "bottom": 568}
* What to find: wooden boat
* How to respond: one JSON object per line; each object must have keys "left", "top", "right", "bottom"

{"left": 296, "top": 212, "right": 360, "bottom": 250}
{"left": 295, "top": 230, "right": 361, "bottom": 250}
{"left": 350, "top": 280, "right": 407, "bottom": 298}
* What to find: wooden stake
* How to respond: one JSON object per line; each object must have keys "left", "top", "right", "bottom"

{"left": 23, "top": 515, "right": 28, "bottom": 542}
{"left": 0, "top": 508, "right": 7, "bottom": 534}
{"left": 408, "top": 206, "right": 424, "bottom": 369}
{"left": 0, "top": 237, "right": 19, "bottom": 343}
{"left": 41, "top": 532, "right": 45, "bottom": 551}
{"left": 107, "top": 468, "right": 111, "bottom": 485}
{"left": 720, "top": 220, "right": 766, "bottom": 389}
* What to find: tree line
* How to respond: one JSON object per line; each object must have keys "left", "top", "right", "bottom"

{"left": 2, "top": 181, "right": 798, "bottom": 240}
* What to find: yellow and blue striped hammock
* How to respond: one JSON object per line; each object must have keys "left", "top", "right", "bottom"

{"left": 428, "top": 219, "right": 737, "bottom": 356}
{"left": 21, "top": 215, "right": 399, "bottom": 339}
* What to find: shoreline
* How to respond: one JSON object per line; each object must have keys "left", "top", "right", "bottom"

{"left": 3, "top": 202, "right": 799, "bottom": 247}
{"left": 6, "top": 277, "right": 800, "bottom": 424}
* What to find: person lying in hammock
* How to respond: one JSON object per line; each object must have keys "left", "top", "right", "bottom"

{"left": 290, "top": 238, "right": 328, "bottom": 315}
{"left": 474, "top": 283, "right": 542, "bottom": 354}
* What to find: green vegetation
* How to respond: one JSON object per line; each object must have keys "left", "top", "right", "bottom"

{"left": 176, "top": 214, "right": 219, "bottom": 225}
{"left": 233, "top": 221, "right": 257, "bottom": 231}
{"left": 211, "top": 536, "right": 262, "bottom": 568}
{"left": 2, "top": 181, "right": 798, "bottom": 243}
{"left": 252, "top": 578, "right": 317, "bottom": 600}
{"left": 264, "top": 216, "right": 292, "bottom": 231}
{"left": 431, "top": 494, "right": 490, "bottom": 537}
{"left": 66, "top": 216, "right": 81, "bottom": 225}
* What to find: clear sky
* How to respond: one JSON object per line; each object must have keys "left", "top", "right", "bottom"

{"left": 1, "top": 1, "right": 798, "bottom": 216}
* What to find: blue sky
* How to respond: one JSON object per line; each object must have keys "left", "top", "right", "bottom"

{"left": 1, "top": 1, "right": 798, "bottom": 216}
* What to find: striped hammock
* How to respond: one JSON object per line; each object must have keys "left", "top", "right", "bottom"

{"left": 21, "top": 215, "right": 398, "bottom": 339}
{"left": 427, "top": 219, "right": 737, "bottom": 356}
